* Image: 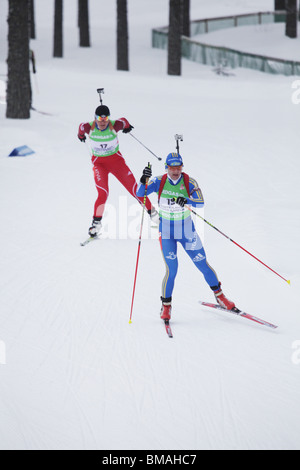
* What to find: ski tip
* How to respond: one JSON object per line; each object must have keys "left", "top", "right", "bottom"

{"left": 129, "top": 319, "right": 132, "bottom": 324}
{"left": 287, "top": 279, "right": 291, "bottom": 285}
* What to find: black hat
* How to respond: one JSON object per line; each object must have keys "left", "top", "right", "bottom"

{"left": 95, "top": 105, "right": 110, "bottom": 117}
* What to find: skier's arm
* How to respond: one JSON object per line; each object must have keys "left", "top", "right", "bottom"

{"left": 114, "top": 118, "right": 134, "bottom": 134}
{"left": 188, "top": 178, "right": 204, "bottom": 208}
{"left": 78, "top": 122, "right": 91, "bottom": 142}
{"left": 136, "top": 176, "right": 160, "bottom": 197}
{"left": 176, "top": 178, "right": 204, "bottom": 208}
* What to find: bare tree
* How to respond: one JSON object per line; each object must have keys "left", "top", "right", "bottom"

{"left": 274, "top": 0, "right": 286, "bottom": 23}
{"left": 168, "top": 0, "right": 181, "bottom": 76}
{"left": 78, "top": 0, "right": 90, "bottom": 47}
{"left": 181, "top": 0, "right": 190, "bottom": 37}
{"left": 53, "top": 0, "right": 63, "bottom": 57}
{"left": 6, "top": 0, "right": 31, "bottom": 119}
{"left": 29, "top": 0, "right": 35, "bottom": 39}
{"left": 285, "top": 0, "right": 298, "bottom": 38}
{"left": 117, "top": 0, "right": 129, "bottom": 71}
{"left": 274, "top": 0, "right": 286, "bottom": 9}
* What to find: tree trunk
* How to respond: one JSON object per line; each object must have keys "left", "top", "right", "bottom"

{"left": 6, "top": 0, "right": 31, "bottom": 119}
{"left": 168, "top": 0, "right": 181, "bottom": 76}
{"left": 274, "top": 0, "right": 286, "bottom": 9}
{"left": 79, "top": 0, "right": 90, "bottom": 47}
{"left": 285, "top": 0, "right": 298, "bottom": 38}
{"left": 29, "top": 0, "right": 35, "bottom": 39}
{"left": 274, "top": 0, "right": 286, "bottom": 22}
{"left": 53, "top": 0, "right": 63, "bottom": 57}
{"left": 181, "top": 0, "right": 190, "bottom": 37}
{"left": 117, "top": 0, "right": 129, "bottom": 71}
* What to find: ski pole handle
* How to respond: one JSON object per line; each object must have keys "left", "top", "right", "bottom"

{"left": 143, "top": 163, "right": 151, "bottom": 206}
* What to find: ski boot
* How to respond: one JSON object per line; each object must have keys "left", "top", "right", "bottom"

{"left": 212, "top": 283, "right": 235, "bottom": 310}
{"left": 160, "top": 297, "right": 172, "bottom": 321}
{"left": 88, "top": 216, "right": 102, "bottom": 238}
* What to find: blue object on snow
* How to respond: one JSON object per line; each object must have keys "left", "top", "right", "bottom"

{"left": 8, "top": 145, "right": 35, "bottom": 157}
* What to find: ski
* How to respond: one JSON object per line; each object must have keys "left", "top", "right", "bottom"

{"left": 164, "top": 320, "right": 173, "bottom": 338}
{"left": 199, "top": 301, "right": 278, "bottom": 329}
{"left": 80, "top": 236, "right": 99, "bottom": 247}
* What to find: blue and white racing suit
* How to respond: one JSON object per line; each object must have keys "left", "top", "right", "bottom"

{"left": 137, "top": 174, "right": 220, "bottom": 300}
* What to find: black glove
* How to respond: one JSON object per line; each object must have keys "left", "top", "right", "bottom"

{"left": 140, "top": 165, "right": 152, "bottom": 184}
{"left": 122, "top": 124, "right": 134, "bottom": 134}
{"left": 78, "top": 134, "right": 86, "bottom": 143}
{"left": 176, "top": 196, "right": 187, "bottom": 207}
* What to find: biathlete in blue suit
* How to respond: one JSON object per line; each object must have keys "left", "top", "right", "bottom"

{"left": 136, "top": 152, "right": 235, "bottom": 321}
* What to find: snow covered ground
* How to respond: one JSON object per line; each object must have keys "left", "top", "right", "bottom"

{"left": 0, "top": 0, "right": 300, "bottom": 451}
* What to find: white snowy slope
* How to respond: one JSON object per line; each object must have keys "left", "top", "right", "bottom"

{"left": 0, "top": 0, "right": 300, "bottom": 451}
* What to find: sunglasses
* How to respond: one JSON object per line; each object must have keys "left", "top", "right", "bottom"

{"left": 95, "top": 115, "right": 109, "bottom": 122}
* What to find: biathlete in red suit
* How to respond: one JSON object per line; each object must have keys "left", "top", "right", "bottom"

{"left": 78, "top": 104, "right": 158, "bottom": 237}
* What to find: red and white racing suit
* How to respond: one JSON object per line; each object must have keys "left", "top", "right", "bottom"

{"left": 78, "top": 118, "right": 153, "bottom": 218}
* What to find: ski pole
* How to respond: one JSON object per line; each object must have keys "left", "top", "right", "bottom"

{"left": 85, "top": 139, "right": 93, "bottom": 158}
{"left": 129, "top": 163, "right": 152, "bottom": 324}
{"left": 186, "top": 206, "right": 291, "bottom": 285}
{"left": 129, "top": 134, "right": 162, "bottom": 161}
{"left": 175, "top": 134, "right": 183, "bottom": 154}
{"left": 97, "top": 87, "right": 105, "bottom": 104}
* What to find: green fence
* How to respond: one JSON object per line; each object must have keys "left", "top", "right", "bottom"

{"left": 152, "top": 11, "right": 300, "bottom": 76}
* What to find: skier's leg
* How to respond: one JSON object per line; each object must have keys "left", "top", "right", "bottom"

{"left": 186, "top": 244, "right": 220, "bottom": 286}
{"left": 92, "top": 161, "right": 109, "bottom": 218}
{"left": 159, "top": 234, "right": 178, "bottom": 320}
{"left": 181, "top": 228, "right": 220, "bottom": 287}
{"left": 159, "top": 234, "right": 178, "bottom": 300}
{"left": 182, "top": 228, "right": 235, "bottom": 309}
